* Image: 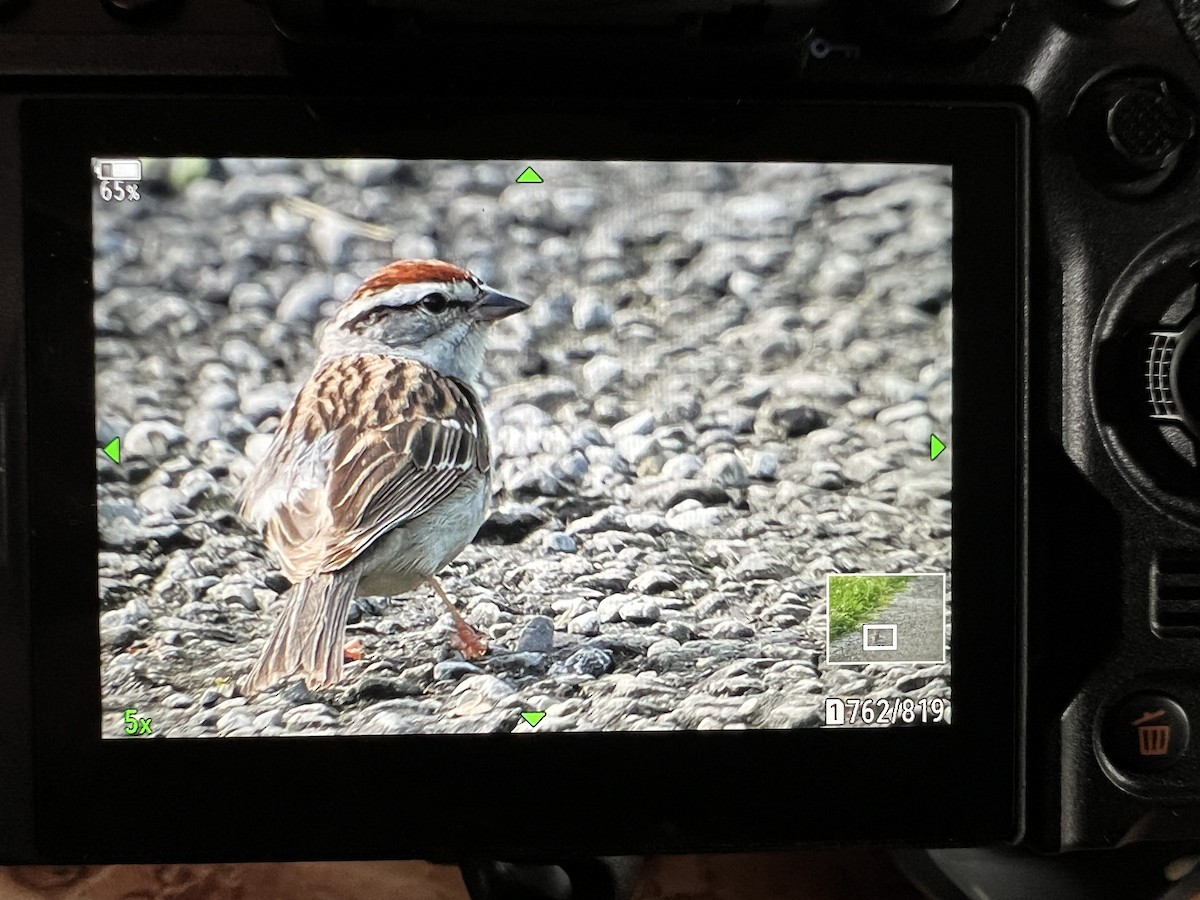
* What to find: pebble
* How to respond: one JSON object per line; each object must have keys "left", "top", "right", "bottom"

{"left": 619, "top": 599, "right": 661, "bottom": 624}
{"left": 582, "top": 355, "right": 624, "bottom": 394}
{"left": 573, "top": 292, "right": 613, "bottom": 331}
{"left": 701, "top": 452, "right": 750, "bottom": 489}
{"left": 516, "top": 615, "right": 555, "bottom": 653}
{"left": 567, "top": 612, "right": 601, "bottom": 636}
{"left": 733, "top": 552, "right": 792, "bottom": 580}
{"left": 554, "top": 646, "right": 614, "bottom": 677}
{"left": 434, "top": 661, "right": 483, "bottom": 682}
{"left": 629, "top": 570, "right": 679, "bottom": 594}
{"left": 275, "top": 273, "right": 334, "bottom": 323}
{"left": 123, "top": 420, "right": 187, "bottom": 458}
{"left": 661, "top": 453, "right": 703, "bottom": 479}
{"left": 542, "top": 532, "right": 578, "bottom": 553}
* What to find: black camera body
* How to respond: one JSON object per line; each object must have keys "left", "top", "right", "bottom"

{"left": 0, "top": 0, "right": 1198, "bottom": 866}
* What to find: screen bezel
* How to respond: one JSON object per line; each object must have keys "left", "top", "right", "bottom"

{"left": 22, "top": 96, "right": 1024, "bottom": 860}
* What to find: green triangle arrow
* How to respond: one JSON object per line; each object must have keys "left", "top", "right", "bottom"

{"left": 520, "top": 711, "right": 546, "bottom": 728}
{"left": 102, "top": 437, "right": 121, "bottom": 464}
{"left": 930, "top": 434, "right": 946, "bottom": 461}
{"left": 516, "top": 166, "right": 543, "bottom": 184}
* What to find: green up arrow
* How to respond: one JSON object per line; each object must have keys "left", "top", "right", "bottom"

{"left": 516, "top": 166, "right": 544, "bottom": 184}
{"left": 520, "top": 711, "right": 546, "bottom": 728}
{"left": 103, "top": 437, "right": 121, "bottom": 464}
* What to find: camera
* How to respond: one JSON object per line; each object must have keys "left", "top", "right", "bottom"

{"left": 0, "top": 0, "right": 1197, "bottom": 871}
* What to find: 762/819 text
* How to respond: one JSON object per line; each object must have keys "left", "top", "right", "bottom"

{"left": 825, "top": 697, "right": 950, "bottom": 726}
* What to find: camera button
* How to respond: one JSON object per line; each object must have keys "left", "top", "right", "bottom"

{"left": 1101, "top": 693, "right": 1190, "bottom": 774}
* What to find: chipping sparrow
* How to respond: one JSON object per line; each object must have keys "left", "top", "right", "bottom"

{"left": 239, "top": 259, "right": 528, "bottom": 694}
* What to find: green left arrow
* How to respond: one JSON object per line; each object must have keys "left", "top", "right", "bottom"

{"left": 102, "top": 437, "right": 121, "bottom": 464}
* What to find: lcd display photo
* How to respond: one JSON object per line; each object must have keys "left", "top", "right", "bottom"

{"left": 93, "top": 158, "right": 952, "bottom": 738}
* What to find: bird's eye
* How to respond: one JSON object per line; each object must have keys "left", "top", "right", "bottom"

{"left": 421, "top": 292, "right": 450, "bottom": 314}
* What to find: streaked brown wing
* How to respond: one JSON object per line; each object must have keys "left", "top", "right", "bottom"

{"left": 243, "top": 355, "right": 488, "bottom": 581}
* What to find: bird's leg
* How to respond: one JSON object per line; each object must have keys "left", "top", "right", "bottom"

{"left": 426, "top": 576, "right": 488, "bottom": 661}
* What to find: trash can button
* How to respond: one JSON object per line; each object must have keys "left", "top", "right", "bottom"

{"left": 1102, "top": 693, "right": 1189, "bottom": 774}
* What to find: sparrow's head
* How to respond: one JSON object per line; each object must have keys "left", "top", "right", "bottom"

{"left": 319, "top": 259, "right": 528, "bottom": 382}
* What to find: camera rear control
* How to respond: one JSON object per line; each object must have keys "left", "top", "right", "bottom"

{"left": 1070, "top": 73, "right": 1196, "bottom": 197}
{"left": 1102, "top": 693, "right": 1190, "bottom": 774}
{"left": 1093, "top": 229, "right": 1200, "bottom": 526}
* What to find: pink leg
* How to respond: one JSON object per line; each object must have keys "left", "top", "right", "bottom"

{"left": 426, "top": 576, "right": 488, "bottom": 660}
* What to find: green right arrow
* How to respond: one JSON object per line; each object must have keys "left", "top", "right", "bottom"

{"left": 930, "top": 434, "right": 946, "bottom": 461}
{"left": 102, "top": 437, "right": 121, "bottom": 464}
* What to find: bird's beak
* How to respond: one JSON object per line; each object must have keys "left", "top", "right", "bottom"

{"left": 473, "top": 287, "right": 529, "bottom": 321}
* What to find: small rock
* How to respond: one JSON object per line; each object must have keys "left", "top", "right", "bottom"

{"left": 612, "top": 410, "right": 657, "bottom": 437}
{"left": 661, "top": 454, "right": 703, "bottom": 479}
{"left": 710, "top": 619, "right": 755, "bottom": 639}
{"left": 629, "top": 570, "right": 679, "bottom": 594}
{"left": 434, "top": 661, "right": 483, "bottom": 681}
{"left": 769, "top": 404, "right": 826, "bottom": 438}
{"left": 229, "top": 282, "right": 275, "bottom": 313}
{"left": 276, "top": 273, "right": 334, "bottom": 323}
{"left": 647, "top": 637, "right": 682, "bottom": 658}
{"left": 554, "top": 646, "right": 614, "bottom": 677}
{"left": 573, "top": 292, "right": 613, "bottom": 331}
{"left": 542, "top": 532, "right": 578, "bottom": 553}
{"left": 623, "top": 512, "right": 674, "bottom": 535}
{"left": 567, "top": 612, "right": 601, "bottom": 636}
{"left": 123, "top": 420, "right": 187, "bottom": 458}
{"left": 619, "top": 599, "right": 661, "bottom": 624}
{"left": 812, "top": 253, "right": 866, "bottom": 298}
{"left": 582, "top": 355, "right": 624, "bottom": 395}
{"left": 733, "top": 552, "right": 792, "bottom": 581}
{"left": 702, "top": 452, "right": 750, "bottom": 489}
{"left": 516, "top": 616, "right": 555, "bottom": 653}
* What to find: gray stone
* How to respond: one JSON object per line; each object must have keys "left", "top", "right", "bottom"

{"left": 229, "top": 282, "right": 275, "bottom": 313}
{"left": 582, "top": 355, "right": 624, "bottom": 395}
{"left": 573, "top": 292, "right": 613, "bottom": 331}
{"left": 567, "top": 612, "right": 601, "bottom": 636}
{"left": 661, "top": 454, "right": 703, "bottom": 479}
{"left": 629, "top": 570, "right": 679, "bottom": 594}
{"left": 123, "top": 420, "right": 187, "bottom": 458}
{"left": 623, "top": 513, "right": 674, "bottom": 535}
{"left": 702, "top": 452, "right": 750, "bottom": 489}
{"left": 710, "top": 619, "right": 755, "bottom": 639}
{"left": 733, "top": 552, "right": 792, "bottom": 580}
{"left": 516, "top": 615, "right": 555, "bottom": 653}
{"left": 619, "top": 599, "right": 661, "bottom": 624}
{"left": 276, "top": 273, "right": 334, "bottom": 323}
{"left": 612, "top": 410, "right": 657, "bottom": 437}
{"left": 434, "top": 661, "right": 483, "bottom": 681}
{"left": 542, "top": 532, "right": 578, "bottom": 554}
{"left": 553, "top": 646, "right": 614, "bottom": 677}
{"left": 647, "top": 637, "right": 682, "bottom": 658}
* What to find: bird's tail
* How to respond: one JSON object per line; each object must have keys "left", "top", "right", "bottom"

{"left": 241, "top": 571, "right": 359, "bottom": 695}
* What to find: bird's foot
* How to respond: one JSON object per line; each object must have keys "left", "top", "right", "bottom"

{"left": 451, "top": 621, "right": 489, "bottom": 661}
{"left": 343, "top": 637, "right": 365, "bottom": 662}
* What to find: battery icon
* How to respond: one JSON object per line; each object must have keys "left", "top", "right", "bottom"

{"left": 94, "top": 159, "right": 142, "bottom": 181}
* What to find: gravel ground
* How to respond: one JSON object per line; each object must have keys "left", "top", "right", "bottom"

{"left": 94, "top": 158, "right": 953, "bottom": 737}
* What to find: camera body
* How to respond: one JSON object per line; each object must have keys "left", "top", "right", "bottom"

{"left": 0, "top": 0, "right": 1198, "bottom": 863}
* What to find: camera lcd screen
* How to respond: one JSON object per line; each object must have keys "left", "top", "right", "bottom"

{"left": 94, "top": 157, "right": 953, "bottom": 739}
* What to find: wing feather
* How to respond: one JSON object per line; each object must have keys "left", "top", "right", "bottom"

{"left": 240, "top": 355, "right": 489, "bottom": 582}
